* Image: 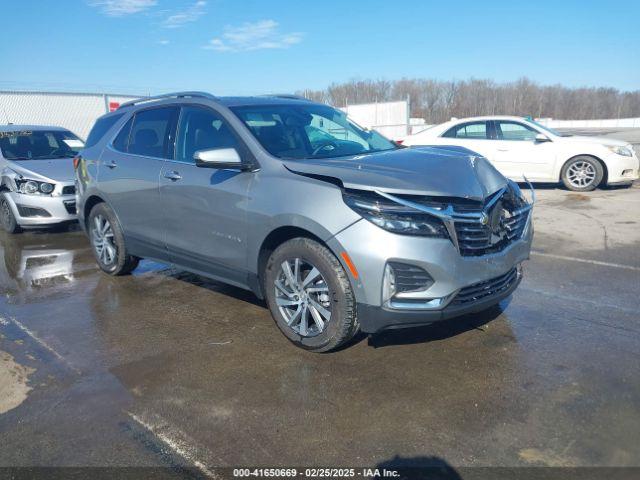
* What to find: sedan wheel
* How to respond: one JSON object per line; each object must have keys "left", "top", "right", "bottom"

{"left": 567, "top": 161, "right": 597, "bottom": 189}
{"left": 561, "top": 156, "right": 604, "bottom": 192}
{"left": 0, "top": 194, "right": 21, "bottom": 234}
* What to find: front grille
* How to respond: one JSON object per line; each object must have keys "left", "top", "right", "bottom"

{"left": 454, "top": 193, "right": 530, "bottom": 257}
{"left": 388, "top": 262, "right": 434, "bottom": 293}
{"left": 63, "top": 200, "right": 76, "bottom": 215}
{"left": 451, "top": 267, "right": 519, "bottom": 306}
{"left": 62, "top": 185, "right": 76, "bottom": 195}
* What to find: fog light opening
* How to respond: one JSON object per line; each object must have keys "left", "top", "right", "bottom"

{"left": 382, "top": 263, "right": 397, "bottom": 304}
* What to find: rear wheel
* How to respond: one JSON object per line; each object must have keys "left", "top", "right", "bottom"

{"left": 561, "top": 156, "right": 603, "bottom": 192}
{"left": 264, "top": 238, "right": 358, "bottom": 352}
{"left": 0, "top": 193, "right": 22, "bottom": 234}
{"left": 88, "top": 203, "right": 139, "bottom": 275}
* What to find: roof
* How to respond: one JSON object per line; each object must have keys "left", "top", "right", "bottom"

{"left": 445, "top": 115, "right": 529, "bottom": 123}
{"left": 116, "top": 92, "right": 316, "bottom": 111}
{"left": 218, "top": 95, "right": 314, "bottom": 107}
{"left": 0, "top": 124, "right": 69, "bottom": 132}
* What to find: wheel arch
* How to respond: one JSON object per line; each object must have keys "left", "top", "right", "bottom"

{"left": 254, "top": 226, "right": 326, "bottom": 299}
{"left": 560, "top": 154, "right": 608, "bottom": 186}
{"left": 83, "top": 195, "right": 106, "bottom": 228}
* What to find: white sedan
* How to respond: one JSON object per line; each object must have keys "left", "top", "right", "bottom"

{"left": 401, "top": 116, "right": 639, "bottom": 191}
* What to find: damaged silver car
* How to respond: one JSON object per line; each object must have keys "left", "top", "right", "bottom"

{"left": 76, "top": 92, "right": 534, "bottom": 352}
{"left": 1, "top": 125, "right": 82, "bottom": 233}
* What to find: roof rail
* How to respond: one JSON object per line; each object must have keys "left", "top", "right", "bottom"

{"left": 261, "top": 94, "right": 311, "bottom": 101}
{"left": 118, "top": 91, "right": 217, "bottom": 109}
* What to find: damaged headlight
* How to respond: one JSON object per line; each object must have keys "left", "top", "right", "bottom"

{"left": 343, "top": 190, "right": 449, "bottom": 238}
{"left": 15, "top": 179, "right": 55, "bottom": 195}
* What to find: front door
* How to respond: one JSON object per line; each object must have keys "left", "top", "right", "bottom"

{"left": 491, "top": 120, "right": 557, "bottom": 181}
{"left": 160, "top": 105, "right": 253, "bottom": 286}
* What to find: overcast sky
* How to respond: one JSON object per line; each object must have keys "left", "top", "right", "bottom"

{"left": 1, "top": 0, "right": 638, "bottom": 95}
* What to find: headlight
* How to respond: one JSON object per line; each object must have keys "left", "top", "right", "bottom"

{"left": 16, "top": 179, "right": 56, "bottom": 195}
{"left": 607, "top": 145, "right": 633, "bottom": 157}
{"left": 343, "top": 190, "right": 449, "bottom": 238}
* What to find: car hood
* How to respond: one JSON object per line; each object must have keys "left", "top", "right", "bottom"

{"left": 557, "top": 135, "right": 629, "bottom": 147}
{"left": 284, "top": 147, "right": 508, "bottom": 201}
{"left": 4, "top": 158, "right": 75, "bottom": 183}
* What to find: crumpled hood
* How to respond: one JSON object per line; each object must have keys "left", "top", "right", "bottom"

{"left": 4, "top": 158, "right": 75, "bottom": 183}
{"left": 284, "top": 146, "right": 508, "bottom": 201}
{"left": 558, "top": 135, "right": 629, "bottom": 147}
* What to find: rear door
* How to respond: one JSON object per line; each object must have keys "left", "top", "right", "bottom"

{"left": 98, "top": 106, "right": 178, "bottom": 259}
{"left": 492, "top": 120, "right": 556, "bottom": 180}
{"left": 159, "top": 105, "right": 253, "bottom": 286}
{"left": 439, "top": 121, "right": 504, "bottom": 164}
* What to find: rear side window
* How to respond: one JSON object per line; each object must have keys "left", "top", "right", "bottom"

{"left": 442, "top": 122, "right": 488, "bottom": 140}
{"left": 127, "top": 107, "right": 178, "bottom": 159}
{"left": 85, "top": 113, "right": 124, "bottom": 148}
{"left": 113, "top": 117, "right": 133, "bottom": 152}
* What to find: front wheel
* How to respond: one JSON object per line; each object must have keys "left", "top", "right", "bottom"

{"left": 88, "top": 202, "right": 139, "bottom": 275}
{"left": 264, "top": 238, "right": 358, "bottom": 352}
{"left": 0, "top": 193, "right": 22, "bottom": 234}
{"left": 561, "top": 156, "right": 603, "bottom": 192}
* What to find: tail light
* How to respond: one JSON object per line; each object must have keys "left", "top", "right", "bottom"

{"left": 395, "top": 139, "right": 404, "bottom": 145}
{"left": 73, "top": 155, "right": 82, "bottom": 170}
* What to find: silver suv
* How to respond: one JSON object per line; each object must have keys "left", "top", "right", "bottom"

{"left": 76, "top": 92, "right": 533, "bottom": 352}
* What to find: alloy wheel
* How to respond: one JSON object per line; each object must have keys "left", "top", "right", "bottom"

{"left": 91, "top": 214, "right": 117, "bottom": 266}
{"left": 0, "top": 198, "right": 11, "bottom": 229}
{"left": 567, "top": 160, "right": 597, "bottom": 189}
{"left": 274, "top": 257, "right": 332, "bottom": 337}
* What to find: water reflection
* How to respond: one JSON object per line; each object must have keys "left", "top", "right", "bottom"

{"left": 0, "top": 228, "right": 94, "bottom": 300}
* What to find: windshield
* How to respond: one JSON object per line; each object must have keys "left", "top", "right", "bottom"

{"left": 230, "top": 104, "right": 397, "bottom": 160}
{"left": 526, "top": 119, "right": 564, "bottom": 137}
{"left": 0, "top": 130, "right": 84, "bottom": 160}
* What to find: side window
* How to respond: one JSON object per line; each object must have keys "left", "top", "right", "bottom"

{"left": 442, "top": 122, "right": 488, "bottom": 139}
{"left": 112, "top": 117, "right": 133, "bottom": 152}
{"left": 128, "top": 107, "right": 178, "bottom": 159}
{"left": 85, "top": 113, "right": 123, "bottom": 148}
{"left": 175, "top": 106, "right": 240, "bottom": 163}
{"left": 496, "top": 121, "right": 538, "bottom": 141}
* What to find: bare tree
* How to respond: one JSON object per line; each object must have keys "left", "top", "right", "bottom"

{"left": 298, "top": 77, "right": 640, "bottom": 122}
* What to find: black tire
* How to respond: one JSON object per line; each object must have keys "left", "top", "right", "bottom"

{"left": 0, "top": 193, "right": 22, "bottom": 234}
{"left": 87, "top": 202, "right": 139, "bottom": 275}
{"left": 560, "top": 156, "right": 604, "bottom": 192}
{"left": 264, "top": 238, "right": 358, "bottom": 352}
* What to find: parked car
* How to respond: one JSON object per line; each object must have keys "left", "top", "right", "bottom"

{"left": 0, "top": 125, "right": 83, "bottom": 233}
{"left": 76, "top": 92, "right": 533, "bottom": 352}
{"left": 401, "top": 116, "right": 639, "bottom": 191}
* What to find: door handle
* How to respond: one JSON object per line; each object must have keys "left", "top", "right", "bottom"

{"left": 164, "top": 171, "right": 182, "bottom": 181}
{"left": 105, "top": 160, "right": 118, "bottom": 169}
{"left": 497, "top": 148, "right": 510, "bottom": 152}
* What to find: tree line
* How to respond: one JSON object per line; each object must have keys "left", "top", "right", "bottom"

{"left": 298, "top": 77, "right": 640, "bottom": 124}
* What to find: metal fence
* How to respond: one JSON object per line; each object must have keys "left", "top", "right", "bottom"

{"left": 0, "top": 91, "right": 142, "bottom": 139}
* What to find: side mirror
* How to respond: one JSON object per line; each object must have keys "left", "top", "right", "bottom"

{"left": 194, "top": 147, "right": 249, "bottom": 170}
{"left": 534, "top": 133, "right": 551, "bottom": 143}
